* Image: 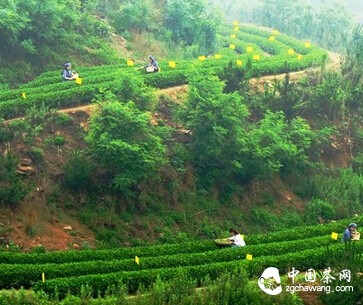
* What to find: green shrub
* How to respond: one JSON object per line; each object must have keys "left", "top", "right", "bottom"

{"left": 279, "top": 209, "right": 304, "bottom": 228}
{"left": 198, "top": 219, "right": 224, "bottom": 239}
{"left": 250, "top": 207, "right": 279, "bottom": 231}
{"left": 352, "top": 153, "right": 363, "bottom": 175}
{"left": 53, "top": 136, "right": 66, "bottom": 146}
{"left": 44, "top": 136, "right": 66, "bottom": 147}
{"left": 261, "top": 191, "right": 275, "bottom": 206}
{"left": 29, "top": 245, "right": 46, "bottom": 254}
{"left": 95, "top": 229, "right": 123, "bottom": 248}
{"left": 0, "top": 121, "right": 14, "bottom": 143}
{"left": 25, "top": 224, "right": 36, "bottom": 237}
{"left": 25, "top": 104, "right": 51, "bottom": 126}
{"left": 63, "top": 152, "right": 93, "bottom": 192}
{"left": 0, "top": 152, "right": 29, "bottom": 206}
{"left": 54, "top": 113, "right": 72, "bottom": 126}
{"left": 305, "top": 199, "right": 336, "bottom": 223}
{"left": 114, "top": 75, "right": 155, "bottom": 110}
{"left": 320, "top": 242, "right": 363, "bottom": 305}
{"left": 308, "top": 168, "right": 363, "bottom": 217}
{"left": 8, "top": 119, "right": 31, "bottom": 134}
{"left": 29, "top": 147, "right": 44, "bottom": 165}
{"left": 0, "top": 288, "right": 39, "bottom": 305}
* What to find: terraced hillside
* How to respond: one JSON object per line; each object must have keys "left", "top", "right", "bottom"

{"left": 0, "top": 216, "right": 360, "bottom": 298}
{"left": 0, "top": 24, "right": 327, "bottom": 120}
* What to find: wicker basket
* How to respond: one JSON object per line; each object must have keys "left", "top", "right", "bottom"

{"left": 214, "top": 238, "right": 233, "bottom": 246}
{"left": 351, "top": 231, "right": 361, "bottom": 241}
{"left": 146, "top": 66, "right": 155, "bottom": 73}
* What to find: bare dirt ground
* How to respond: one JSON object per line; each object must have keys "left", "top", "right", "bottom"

{"left": 1, "top": 109, "right": 97, "bottom": 251}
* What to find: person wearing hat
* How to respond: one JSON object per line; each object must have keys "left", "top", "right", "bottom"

{"left": 62, "top": 63, "right": 78, "bottom": 81}
{"left": 341, "top": 223, "right": 358, "bottom": 242}
{"left": 145, "top": 55, "right": 159, "bottom": 72}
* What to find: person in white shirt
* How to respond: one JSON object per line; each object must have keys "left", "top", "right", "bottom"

{"left": 228, "top": 228, "right": 246, "bottom": 247}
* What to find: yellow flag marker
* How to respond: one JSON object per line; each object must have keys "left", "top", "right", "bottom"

{"left": 288, "top": 49, "right": 295, "bottom": 55}
{"left": 230, "top": 34, "right": 237, "bottom": 39}
{"left": 331, "top": 232, "right": 338, "bottom": 240}
{"left": 246, "top": 254, "right": 253, "bottom": 260}
{"left": 269, "top": 36, "right": 276, "bottom": 42}
{"left": 42, "top": 272, "right": 45, "bottom": 283}
{"left": 127, "top": 60, "right": 134, "bottom": 67}
{"left": 233, "top": 21, "right": 238, "bottom": 26}
{"left": 229, "top": 44, "right": 236, "bottom": 50}
{"left": 214, "top": 54, "right": 222, "bottom": 59}
{"left": 234, "top": 26, "right": 239, "bottom": 32}
{"left": 253, "top": 54, "right": 261, "bottom": 61}
{"left": 304, "top": 42, "right": 311, "bottom": 48}
{"left": 135, "top": 256, "right": 140, "bottom": 265}
{"left": 168, "top": 61, "right": 176, "bottom": 68}
{"left": 297, "top": 54, "right": 303, "bottom": 60}
{"left": 236, "top": 60, "right": 243, "bottom": 66}
{"left": 246, "top": 46, "right": 253, "bottom": 53}
{"left": 21, "top": 92, "right": 26, "bottom": 99}
{"left": 272, "top": 30, "right": 279, "bottom": 35}
{"left": 75, "top": 77, "right": 82, "bottom": 85}
{"left": 198, "top": 56, "right": 206, "bottom": 61}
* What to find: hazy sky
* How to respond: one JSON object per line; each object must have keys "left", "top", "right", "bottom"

{"left": 314, "top": 0, "right": 363, "bottom": 23}
{"left": 343, "top": 0, "right": 363, "bottom": 23}
{"left": 211, "top": 0, "right": 363, "bottom": 24}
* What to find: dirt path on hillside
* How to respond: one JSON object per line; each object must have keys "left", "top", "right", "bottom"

{"left": 3, "top": 86, "right": 189, "bottom": 124}
{"left": 3, "top": 52, "right": 340, "bottom": 124}
{"left": 250, "top": 51, "right": 341, "bottom": 89}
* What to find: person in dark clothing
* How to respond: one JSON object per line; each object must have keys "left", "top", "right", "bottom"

{"left": 342, "top": 223, "right": 359, "bottom": 242}
{"left": 145, "top": 55, "right": 159, "bottom": 72}
{"left": 62, "top": 63, "right": 78, "bottom": 81}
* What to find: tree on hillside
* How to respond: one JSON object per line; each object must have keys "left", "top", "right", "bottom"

{"left": 0, "top": 0, "right": 30, "bottom": 56}
{"left": 114, "top": 74, "right": 155, "bottom": 111}
{"left": 86, "top": 101, "right": 167, "bottom": 197}
{"left": 0, "top": 0, "right": 81, "bottom": 57}
{"left": 111, "top": 0, "right": 160, "bottom": 34}
{"left": 342, "top": 25, "right": 363, "bottom": 86}
{"left": 246, "top": 111, "right": 313, "bottom": 179}
{"left": 0, "top": 150, "right": 28, "bottom": 206}
{"left": 219, "top": 60, "right": 252, "bottom": 94}
{"left": 182, "top": 72, "right": 250, "bottom": 189}
{"left": 164, "top": 0, "right": 221, "bottom": 55}
{"left": 0, "top": 0, "right": 113, "bottom": 84}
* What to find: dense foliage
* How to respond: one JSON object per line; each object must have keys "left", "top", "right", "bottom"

{"left": 86, "top": 101, "right": 167, "bottom": 197}
{"left": 0, "top": 0, "right": 114, "bottom": 84}
{"left": 0, "top": 0, "right": 223, "bottom": 85}
{"left": 0, "top": 20, "right": 362, "bottom": 239}
{"left": 0, "top": 150, "right": 28, "bottom": 206}
{"left": 1, "top": 3, "right": 363, "bottom": 304}
{"left": 182, "top": 73, "right": 249, "bottom": 188}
